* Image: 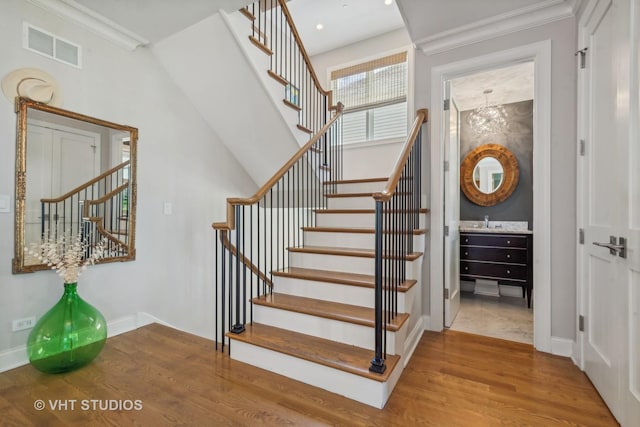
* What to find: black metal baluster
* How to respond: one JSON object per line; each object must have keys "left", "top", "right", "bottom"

{"left": 230, "top": 207, "right": 245, "bottom": 334}
{"left": 370, "top": 200, "right": 386, "bottom": 374}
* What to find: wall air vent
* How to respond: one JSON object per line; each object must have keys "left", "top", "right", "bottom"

{"left": 23, "top": 23, "right": 81, "bottom": 68}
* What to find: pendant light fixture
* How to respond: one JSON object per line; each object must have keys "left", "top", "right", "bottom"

{"left": 466, "top": 89, "right": 508, "bottom": 136}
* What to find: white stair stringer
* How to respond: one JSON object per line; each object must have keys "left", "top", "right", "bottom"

{"left": 253, "top": 303, "right": 408, "bottom": 357}
{"left": 229, "top": 339, "right": 402, "bottom": 409}
{"left": 153, "top": 11, "right": 307, "bottom": 187}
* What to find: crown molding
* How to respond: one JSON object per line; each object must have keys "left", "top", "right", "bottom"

{"left": 416, "top": 0, "right": 581, "bottom": 56}
{"left": 27, "top": 0, "right": 149, "bottom": 51}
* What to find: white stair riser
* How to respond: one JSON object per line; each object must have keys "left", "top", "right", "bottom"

{"left": 273, "top": 276, "right": 413, "bottom": 311}
{"left": 289, "top": 251, "right": 422, "bottom": 278}
{"left": 253, "top": 304, "right": 406, "bottom": 356}
{"left": 303, "top": 231, "right": 425, "bottom": 251}
{"left": 229, "top": 339, "right": 402, "bottom": 409}
{"left": 316, "top": 213, "right": 427, "bottom": 229}
{"left": 327, "top": 196, "right": 374, "bottom": 210}
{"left": 328, "top": 181, "right": 386, "bottom": 193}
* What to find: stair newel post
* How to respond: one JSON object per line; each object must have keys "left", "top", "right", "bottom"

{"left": 230, "top": 206, "right": 245, "bottom": 334}
{"left": 370, "top": 200, "right": 387, "bottom": 374}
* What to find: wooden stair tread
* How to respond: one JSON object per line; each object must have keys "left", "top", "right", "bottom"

{"left": 302, "top": 226, "right": 426, "bottom": 235}
{"left": 315, "top": 208, "right": 430, "bottom": 214}
{"left": 267, "top": 70, "right": 288, "bottom": 86}
{"left": 323, "top": 177, "right": 388, "bottom": 185}
{"left": 272, "top": 267, "right": 416, "bottom": 292}
{"left": 325, "top": 192, "right": 374, "bottom": 198}
{"left": 283, "top": 99, "right": 301, "bottom": 111}
{"left": 253, "top": 293, "right": 409, "bottom": 331}
{"left": 249, "top": 35, "right": 272, "bottom": 55}
{"left": 289, "top": 245, "right": 423, "bottom": 261}
{"left": 296, "top": 124, "right": 312, "bottom": 134}
{"left": 227, "top": 323, "right": 400, "bottom": 382}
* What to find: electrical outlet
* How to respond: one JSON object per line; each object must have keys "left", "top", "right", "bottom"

{"left": 12, "top": 316, "right": 36, "bottom": 331}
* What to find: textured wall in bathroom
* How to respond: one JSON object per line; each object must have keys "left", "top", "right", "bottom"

{"left": 459, "top": 100, "right": 533, "bottom": 227}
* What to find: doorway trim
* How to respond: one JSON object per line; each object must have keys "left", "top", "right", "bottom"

{"left": 428, "top": 40, "right": 552, "bottom": 353}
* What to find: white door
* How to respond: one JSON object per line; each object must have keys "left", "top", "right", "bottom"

{"left": 579, "top": 0, "right": 640, "bottom": 424}
{"left": 443, "top": 83, "right": 461, "bottom": 327}
{"left": 25, "top": 123, "right": 100, "bottom": 244}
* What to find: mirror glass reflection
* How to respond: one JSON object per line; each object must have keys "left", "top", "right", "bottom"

{"left": 14, "top": 98, "right": 137, "bottom": 273}
{"left": 472, "top": 156, "right": 504, "bottom": 194}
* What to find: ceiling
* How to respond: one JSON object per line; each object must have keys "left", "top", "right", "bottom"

{"left": 451, "top": 62, "right": 535, "bottom": 111}
{"left": 72, "top": 0, "right": 249, "bottom": 44}
{"left": 395, "top": 0, "right": 550, "bottom": 44}
{"left": 68, "top": 0, "right": 542, "bottom": 109}
{"left": 286, "top": 0, "right": 406, "bottom": 56}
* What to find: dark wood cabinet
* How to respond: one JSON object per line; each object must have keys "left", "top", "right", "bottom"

{"left": 460, "top": 231, "right": 533, "bottom": 307}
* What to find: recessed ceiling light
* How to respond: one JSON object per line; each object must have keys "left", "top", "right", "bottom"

{"left": 316, "top": 23, "right": 324, "bottom": 30}
{"left": 384, "top": 0, "right": 393, "bottom": 5}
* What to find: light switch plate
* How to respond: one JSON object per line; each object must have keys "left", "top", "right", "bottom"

{"left": 0, "top": 194, "right": 10, "bottom": 213}
{"left": 163, "top": 202, "right": 172, "bottom": 215}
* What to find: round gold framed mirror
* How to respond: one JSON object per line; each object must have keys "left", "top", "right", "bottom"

{"left": 460, "top": 143, "right": 519, "bottom": 206}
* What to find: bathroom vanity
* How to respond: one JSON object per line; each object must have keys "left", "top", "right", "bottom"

{"left": 459, "top": 224, "right": 533, "bottom": 307}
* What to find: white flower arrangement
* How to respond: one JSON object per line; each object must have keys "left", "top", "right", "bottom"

{"left": 24, "top": 232, "right": 113, "bottom": 283}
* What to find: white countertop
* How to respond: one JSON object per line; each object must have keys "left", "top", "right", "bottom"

{"left": 459, "top": 220, "right": 533, "bottom": 235}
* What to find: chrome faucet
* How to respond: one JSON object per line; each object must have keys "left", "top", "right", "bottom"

{"left": 484, "top": 215, "right": 489, "bottom": 228}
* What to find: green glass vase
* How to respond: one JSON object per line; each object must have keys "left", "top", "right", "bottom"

{"left": 27, "top": 282, "right": 107, "bottom": 374}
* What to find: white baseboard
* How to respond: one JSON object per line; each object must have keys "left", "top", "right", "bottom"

{"left": 0, "top": 311, "right": 169, "bottom": 373}
{"left": 424, "top": 315, "right": 440, "bottom": 331}
{"left": 550, "top": 336, "right": 574, "bottom": 357}
{"left": 403, "top": 316, "right": 425, "bottom": 367}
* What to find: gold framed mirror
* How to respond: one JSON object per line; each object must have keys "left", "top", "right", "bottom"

{"left": 460, "top": 143, "right": 519, "bottom": 207}
{"left": 13, "top": 97, "right": 138, "bottom": 273}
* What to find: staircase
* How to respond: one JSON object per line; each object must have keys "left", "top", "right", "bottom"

{"left": 195, "top": 0, "right": 429, "bottom": 409}
{"left": 225, "top": 177, "right": 426, "bottom": 408}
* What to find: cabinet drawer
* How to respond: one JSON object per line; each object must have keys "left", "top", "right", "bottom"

{"left": 460, "top": 246, "right": 527, "bottom": 264}
{"left": 460, "top": 233, "right": 528, "bottom": 248}
{"left": 460, "top": 261, "right": 527, "bottom": 281}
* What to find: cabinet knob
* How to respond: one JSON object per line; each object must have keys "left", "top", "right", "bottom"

{"left": 506, "top": 254, "right": 511, "bottom": 259}
{"left": 464, "top": 252, "right": 468, "bottom": 256}
{"left": 464, "top": 238, "right": 469, "bottom": 243}
{"left": 465, "top": 266, "right": 469, "bottom": 271}
{"left": 507, "top": 240, "right": 511, "bottom": 244}
{"left": 507, "top": 270, "right": 511, "bottom": 274}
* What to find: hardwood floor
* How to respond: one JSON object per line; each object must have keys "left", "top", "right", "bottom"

{"left": 0, "top": 324, "right": 617, "bottom": 426}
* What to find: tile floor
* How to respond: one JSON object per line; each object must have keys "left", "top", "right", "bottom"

{"left": 449, "top": 291, "right": 534, "bottom": 344}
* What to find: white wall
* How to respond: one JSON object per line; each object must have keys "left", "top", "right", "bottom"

{"left": 416, "top": 18, "right": 578, "bottom": 339}
{"left": 0, "top": 0, "right": 256, "bottom": 360}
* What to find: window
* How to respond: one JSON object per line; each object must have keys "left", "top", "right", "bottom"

{"left": 331, "top": 52, "right": 408, "bottom": 144}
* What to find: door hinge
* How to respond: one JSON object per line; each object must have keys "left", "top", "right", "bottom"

{"left": 444, "top": 99, "right": 450, "bottom": 111}
{"left": 576, "top": 47, "right": 588, "bottom": 69}
{"left": 444, "top": 288, "right": 450, "bottom": 299}
{"left": 444, "top": 225, "right": 450, "bottom": 236}
{"left": 444, "top": 160, "right": 450, "bottom": 172}
{"left": 579, "top": 228, "right": 584, "bottom": 244}
{"left": 579, "top": 315, "right": 585, "bottom": 332}
{"left": 579, "top": 139, "right": 585, "bottom": 156}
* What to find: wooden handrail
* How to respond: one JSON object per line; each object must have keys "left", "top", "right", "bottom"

{"left": 82, "top": 182, "right": 129, "bottom": 216}
{"left": 276, "top": 0, "right": 335, "bottom": 109}
{"left": 40, "top": 161, "right": 130, "bottom": 203}
{"left": 212, "top": 104, "right": 343, "bottom": 231}
{"left": 219, "top": 230, "right": 273, "bottom": 288}
{"left": 373, "top": 109, "right": 428, "bottom": 202}
{"left": 82, "top": 182, "right": 130, "bottom": 250}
